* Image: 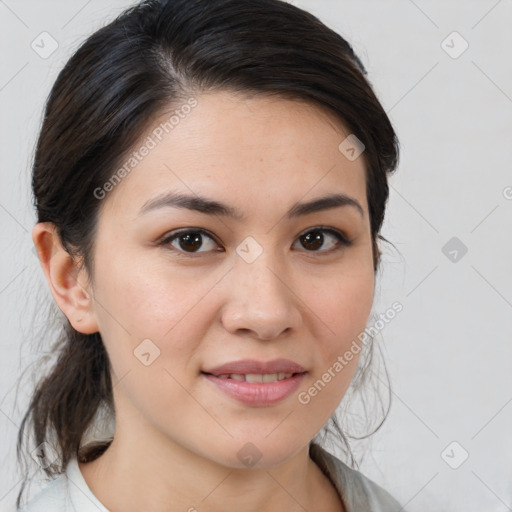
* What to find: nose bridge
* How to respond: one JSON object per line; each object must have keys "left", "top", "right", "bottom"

{"left": 221, "top": 239, "right": 301, "bottom": 339}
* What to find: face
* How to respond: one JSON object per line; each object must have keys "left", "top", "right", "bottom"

{"left": 85, "top": 90, "right": 375, "bottom": 469}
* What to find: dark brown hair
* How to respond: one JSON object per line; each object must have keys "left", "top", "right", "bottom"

{"left": 15, "top": 0, "right": 399, "bottom": 508}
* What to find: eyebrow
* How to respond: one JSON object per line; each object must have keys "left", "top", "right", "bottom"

{"left": 139, "top": 191, "right": 364, "bottom": 220}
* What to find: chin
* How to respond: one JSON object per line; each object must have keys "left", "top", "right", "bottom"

{"left": 208, "top": 437, "right": 306, "bottom": 471}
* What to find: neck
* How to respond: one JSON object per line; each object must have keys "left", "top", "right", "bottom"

{"left": 79, "top": 421, "right": 343, "bottom": 511}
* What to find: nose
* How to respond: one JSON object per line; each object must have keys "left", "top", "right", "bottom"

{"left": 220, "top": 251, "right": 302, "bottom": 340}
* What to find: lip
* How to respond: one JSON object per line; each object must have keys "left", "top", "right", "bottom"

{"left": 202, "top": 358, "right": 306, "bottom": 376}
{"left": 201, "top": 359, "right": 307, "bottom": 406}
{"left": 202, "top": 372, "right": 307, "bottom": 406}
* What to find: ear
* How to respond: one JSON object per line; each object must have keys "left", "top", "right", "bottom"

{"left": 32, "top": 222, "right": 99, "bottom": 334}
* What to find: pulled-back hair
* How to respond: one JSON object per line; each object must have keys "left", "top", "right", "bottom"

{"left": 15, "top": 0, "right": 399, "bottom": 508}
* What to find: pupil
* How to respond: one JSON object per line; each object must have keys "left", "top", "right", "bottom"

{"left": 180, "top": 233, "right": 202, "bottom": 252}
{"left": 302, "top": 231, "right": 323, "bottom": 250}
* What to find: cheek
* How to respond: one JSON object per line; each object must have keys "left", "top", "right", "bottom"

{"left": 95, "top": 259, "right": 213, "bottom": 340}
{"left": 91, "top": 265, "right": 198, "bottom": 387}
{"left": 309, "top": 266, "right": 375, "bottom": 348}
{"left": 298, "top": 270, "right": 374, "bottom": 425}
{"left": 92, "top": 267, "right": 207, "bottom": 405}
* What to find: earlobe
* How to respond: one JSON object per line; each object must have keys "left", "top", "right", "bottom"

{"left": 32, "top": 222, "right": 99, "bottom": 334}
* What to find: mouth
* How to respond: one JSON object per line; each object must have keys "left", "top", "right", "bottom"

{"left": 201, "top": 371, "right": 308, "bottom": 407}
{"left": 202, "top": 358, "right": 307, "bottom": 377}
{"left": 200, "top": 360, "right": 308, "bottom": 406}
{"left": 201, "top": 371, "right": 305, "bottom": 383}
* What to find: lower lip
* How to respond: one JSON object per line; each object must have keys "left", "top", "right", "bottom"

{"left": 202, "top": 372, "right": 307, "bottom": 406}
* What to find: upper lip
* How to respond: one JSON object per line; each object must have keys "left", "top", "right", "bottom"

{"left": 202, "top": 358, "right": 307, "bottom": 376}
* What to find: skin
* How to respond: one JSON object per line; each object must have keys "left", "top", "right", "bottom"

{"left": 33, "top": 90, "right": 375, "bottom": 512}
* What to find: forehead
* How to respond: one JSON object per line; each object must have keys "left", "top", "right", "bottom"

{"left": 100, "top": 90, "right": 368, "bottom": 220}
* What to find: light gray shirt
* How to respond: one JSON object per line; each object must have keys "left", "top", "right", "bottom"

{"left": 310, "top": 443, "right": 405, "bottom": 511}
{"left": 19, "top": 443, "right": 405, "bottom": 511}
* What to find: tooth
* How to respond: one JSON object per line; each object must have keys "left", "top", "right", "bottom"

{"left": 230, "top": 374, "right": 245, "bottom": 381}
{"left": 218, "top": 374, "right": 230, "bottom": 379}
{"left": 245, "top": 373, "right": 264, "bottom": 383}
{"left": 262, "top": 373, "right": 279, "bottom": 382}
{"left": 277, "top": 372, "right": 286, "bottom": 380}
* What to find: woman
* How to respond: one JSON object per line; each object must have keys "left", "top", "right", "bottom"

{"left": 16, "top": 0, "right": 403, "bottom": 510}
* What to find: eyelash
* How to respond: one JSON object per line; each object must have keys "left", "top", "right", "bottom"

{"left": 158, "top": 226, "right": 353, "bottom": 257}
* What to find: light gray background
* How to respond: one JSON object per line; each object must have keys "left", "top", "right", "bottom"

{"left": 1, "top": 1, "right": 511, "bottom": 511}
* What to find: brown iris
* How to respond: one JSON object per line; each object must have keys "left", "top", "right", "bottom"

{"left": 179, "top": 233, "right": 203, "bottom": 252}
{"left": 300, "top": 230, "right": 324, "bottom": 251}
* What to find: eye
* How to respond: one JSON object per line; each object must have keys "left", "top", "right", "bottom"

{"left": 161, "top": 229, "right": 221, "bottom": 254}
{"left": 160, "top": 226, "right": 352, "bottom": 257}
{"left": 293, "top": 227, "right": 352, "bottom": 253}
